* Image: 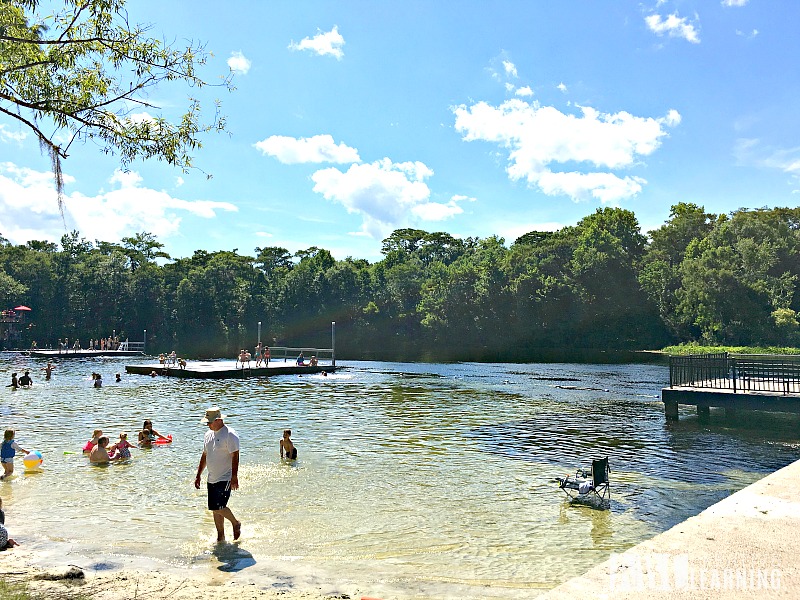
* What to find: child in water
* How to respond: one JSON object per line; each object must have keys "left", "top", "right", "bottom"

{"left": 114, "top": 432, "right": 136, "bottom": 458}
{"left": 280, "top": 429, "right": 297, "bottom": 460}
{"left": 83, "top": 429, "right": 103, "bottom": 453}
{"left": 0, "top": 430, "right": 29, "bottom": 480}
{"left": 0, "top": 498, "right": 19, "bottom": 548}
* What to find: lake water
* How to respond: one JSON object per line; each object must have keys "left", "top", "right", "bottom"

{"left": 1, "top": 355, "right": 798, "bottom": 598}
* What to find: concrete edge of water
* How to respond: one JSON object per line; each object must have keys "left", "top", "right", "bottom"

{"left": 540, "top": 458, "right": 800, "bottom": 599}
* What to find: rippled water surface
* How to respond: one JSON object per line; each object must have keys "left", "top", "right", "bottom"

{"left": 1, "top": 354, "right": 798, "bottom": 598}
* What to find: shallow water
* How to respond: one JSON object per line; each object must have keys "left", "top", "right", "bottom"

{"left": 1, "top": 355, "right": 798, "bottom": 598}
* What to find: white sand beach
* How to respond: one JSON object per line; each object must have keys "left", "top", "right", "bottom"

{"left": 0, "top": 548, "right": 359, "bottom": 600}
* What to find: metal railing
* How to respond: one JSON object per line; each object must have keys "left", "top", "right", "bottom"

{"left": 669, "top": 353, "right": 800, "bottom": 394}
{"left": 266, "top": 346, "right": 334, "bottom": 365}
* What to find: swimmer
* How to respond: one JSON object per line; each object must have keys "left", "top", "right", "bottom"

{"left": 89, "top": 437, "right": 120, "bottom": 463}
{"left": 280, "top": 429, "right": 297, "bottom": 460}
{"left": 83, "top": 429, "right": 103, "bottom": 453}
{"left": 138, "top": 419, "right": 169, "bottom": 446}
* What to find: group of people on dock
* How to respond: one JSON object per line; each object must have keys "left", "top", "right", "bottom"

{"left": 237, "top": 342, "right": 271, "bottom": 368}
{"left": 159, "top": 351, "right": 186, "bottom": 369}
{"left": 50, "top": 335, "right": 128, "bottom": 353}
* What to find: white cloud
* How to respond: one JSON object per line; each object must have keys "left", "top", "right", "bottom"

{"left": 0, "top": 163, "right": 237, "bottom": 246}
{"left": 254, "top": 134, "right": 360, "bottom": 164}
{"left": 736, "top": 29, "right": 759, "bottom": 39}
{"left": 452, "top": 99, "right": 680, "bottom": 203}
{"left": 109, "top": 169, "right": 142, "bottom": 188}
{"left": 645, "top": 13, "right": 701, "bottom": 44}
{"left": 412, "top": 195, "right": 473, "bottom": 221}
{"left": 505, "top": 83, "right": 515, "bottom": 93}
{"left": 311, "top": 158, "right": 461, "bottom": 238}
{"left": 228, "top": 51, "right": 252, "bottom": 74}
{"left": 129, "top": 112, "right": 157, "bottom": 125}
{"left": 557, "top": 82, "right": 568, "bottom": 93}
{"left": 734, "top": 138, "right": 800, "bottom": 181}
{"left": 255, "top": 231, "right": 273, "bottom": 238}
{"left": 515, "top": 86, "right": 534, "bottom": 97}
{"left": 0, "top": 124, "right": 27, "bottom": 144}
{"left": 288, "top": 26, "right": 345, "bottom": 60}
{"left": 502, "top": 60, "right": 518, "bottom": 78}
{"left": 722, "top": 0, "right": 748, "bottom": 6}
{"left": 175, "top": 176, "right": 184, "bottom": 187}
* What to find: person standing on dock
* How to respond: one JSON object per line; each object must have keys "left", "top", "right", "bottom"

{"left": 195, "top": 407, "right": 242, "bottom": 542}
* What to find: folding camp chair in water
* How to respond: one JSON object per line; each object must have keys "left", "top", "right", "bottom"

{"left": 556, "top": 457, "right": 611, "bottom": 504}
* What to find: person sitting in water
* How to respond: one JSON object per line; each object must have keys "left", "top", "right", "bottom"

{"left": 0, "top": 497, "right": 19, "bottom": 548}
{"left": 93, "top": 373, "right": 102, "bottom": 388}
{"left": 89, "top": 437, "right": 120, "bottom": 463}
{"left": 44, "top": 362, "right": 54, "bottom": 379}
{"left": 18, "top": 371, "right": 32, "bottom": 388}
{"left": 84, "top": 429, "right": 103, "bottom": 453}
{"left": 280, "top": 429, "right": 297, "bottom": 460}
{"left": 7, "top": 373, "right": 18, "bottom": 389}
{"left": 115, "top": 373, "right": 122, "bottom": 382}
{"left": 138, "top": 419, "right": 169, "bottom": 446}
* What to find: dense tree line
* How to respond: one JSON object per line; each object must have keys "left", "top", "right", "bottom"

{"left": 1, "top": 204, "right": 799, "bottom": 360}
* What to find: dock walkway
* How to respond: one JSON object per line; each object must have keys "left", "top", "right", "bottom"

{"left": 125, "top": 359, "right": 335, "bottom": 379}
{"left": 663, "top": 353, "right": 800, "bottom": 420}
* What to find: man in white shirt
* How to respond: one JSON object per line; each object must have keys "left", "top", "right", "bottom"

{"left": 194, "top": 407, "right": 242, "bottom": 541}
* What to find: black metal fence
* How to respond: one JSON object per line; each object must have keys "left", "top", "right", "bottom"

{"left": 669, "top": 353, "right": 800, "bottom": 394}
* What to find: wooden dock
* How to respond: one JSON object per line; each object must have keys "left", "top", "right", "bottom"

{"left": 30, "top": 349, "right": 144, "bottom": 358}
{"left": 125, "top": 360, "right": 335, "bottom": 379}
{"left": 663, "top": 353, "right": 800, "bottom": 420}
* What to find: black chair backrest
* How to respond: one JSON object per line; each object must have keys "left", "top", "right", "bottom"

{"left": 592, "top": 457, "right": 610, "bottom": 486}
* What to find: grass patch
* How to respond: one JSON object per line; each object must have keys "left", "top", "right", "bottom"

{"left": 0, "top": 580, "right": 33, "bottom": 600}
{"left": 0, "top": 579, "right": 89, "bottom": 600}
{"left": 660, "top": 344, "right": 800, "bottom": 356}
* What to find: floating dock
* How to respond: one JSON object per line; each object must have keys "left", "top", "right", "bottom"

{"left": 125, "top": 359, "right": 335, "bottom": 379}
{"left": 30, "top": 349, "right": 144, "bottom": 358}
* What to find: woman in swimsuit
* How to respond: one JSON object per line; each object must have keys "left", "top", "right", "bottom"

{"left": 138, "top": 419, "right": 169, "bottom": 446}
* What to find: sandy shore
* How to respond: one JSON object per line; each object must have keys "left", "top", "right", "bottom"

{"left": 0, "top": 547, "right": 365, "bottom": 600}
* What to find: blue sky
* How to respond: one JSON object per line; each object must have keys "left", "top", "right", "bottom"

{"left": 1, "top": 0, "right": 798, "bottom": 262}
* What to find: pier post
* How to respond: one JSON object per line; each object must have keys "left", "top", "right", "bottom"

{"left": 331, "top": 321, "right": 336, "bottom": 367}
{"left": 664, "top": 399, "right": 679, "bottom": 420}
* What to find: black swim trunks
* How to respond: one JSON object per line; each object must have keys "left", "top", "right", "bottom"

{"left": 207, "top": 480, "right": 232, "bottom": 510}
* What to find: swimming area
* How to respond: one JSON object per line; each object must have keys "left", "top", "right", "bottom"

{"left": 1, "top": 355, "right": 798, "bottom": 598}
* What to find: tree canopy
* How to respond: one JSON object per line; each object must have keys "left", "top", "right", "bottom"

{"left": 1, "top": 205, "right": 799, "bottom": 358}
{"left": 0, "top": 0, "right": 231, "bottom": 202}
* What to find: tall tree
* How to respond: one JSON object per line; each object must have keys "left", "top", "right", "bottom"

{"left": 0, "top": 0, "right": 232, "bottom": 202}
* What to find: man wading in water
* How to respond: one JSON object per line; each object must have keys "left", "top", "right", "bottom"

{"left": 195, "top": 407, "right": 242, "bottom": 542}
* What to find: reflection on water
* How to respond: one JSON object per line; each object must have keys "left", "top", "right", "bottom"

{"left": 0, "top": 355, "right": 798, "bottom": 598}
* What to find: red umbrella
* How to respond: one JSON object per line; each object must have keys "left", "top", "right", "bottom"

{"left": 13, "top": 306, "right": 32, "bottom": 311}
